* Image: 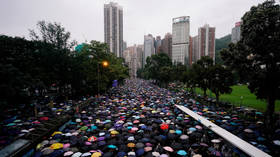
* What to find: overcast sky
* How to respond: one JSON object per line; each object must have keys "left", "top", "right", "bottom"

{"left": 0, "top": 0, "right": 267, "bottom": 46}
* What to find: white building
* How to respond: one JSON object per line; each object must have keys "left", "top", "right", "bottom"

{"left": 104, "top": 2, "right": 123, "bottom": 57}
{"left": 172, "top": 16, "right": 190, "bottom": 65}
{"left": 143, "top": 34, "right": 155, "bottom": 65}
{"left": 231, "top": 22, "right": 242, "bottom": 43}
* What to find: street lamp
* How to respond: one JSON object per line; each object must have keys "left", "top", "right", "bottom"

{"left": 88, "top": 55, "right": 109, "bottom": 97}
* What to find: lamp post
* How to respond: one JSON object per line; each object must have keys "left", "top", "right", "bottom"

{"left": 88, "top": 55, "right": 109, "bottom": 97}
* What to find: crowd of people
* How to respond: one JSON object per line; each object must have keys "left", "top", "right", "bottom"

{"left": 31, "top": 79, "right": 279, "bottom": 157}
{"left": 1, "top": 79, "right": 280, "bottom": 156}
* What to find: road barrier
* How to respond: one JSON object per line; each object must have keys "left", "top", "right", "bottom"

{"left": 176, "top": 105, "right": 271, "bottom": 157}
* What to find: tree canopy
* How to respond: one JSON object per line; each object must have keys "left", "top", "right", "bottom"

{"left": 221, "top": 0, "right": 280, "bottom": 130}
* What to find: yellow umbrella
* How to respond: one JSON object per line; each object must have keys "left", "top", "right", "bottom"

{"left": 169, "top": 130, "right": 175, "bottom": 133}
{"left": 91, "top": 152, "right": 102, "bottom": 157}
{"left": 51, "top": 131, "right": 62, "bottom": 136}
{"left": 50, "top": 143, "right": 63, "bottom": 149}
{"left": 36, "top": 143, "right": 42, "bottom": 150}
{"left": 127, "top": 143, "right": 135, "bottom": 148}
{"left": 110, "top": 130, "right": 119, "bottom": 135}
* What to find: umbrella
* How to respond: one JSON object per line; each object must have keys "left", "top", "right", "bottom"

{"left": 180, "top": 135, "right": 189, "bottom": 140}
{"left": 52, "top": 131, "right": 62, "bottom": 136}
{"left": 244, "top": 129, "right": 253, "bottom": 133}
{"left": 163, "top": 146, "right": 174, "bottom": 152}
{"left": 273, "top": 140, "right": 280, "bottom": 146}
{"left": 42, "top": 148, "right": 54, "bottom": 155}
{"left": 127, "top": 143, "right": 135, "bottom": 148}
{"left": 117, "top": 152, "right": 126, "bottom": 157}
{"left": 189, "top": 127, "right": 196, "bottom": 132}
{"left": 144, "top": 147, "right": 153, "bottom": 152}
{"left": 108, "top": 144, "right": 117, "bottom": 149}
{"left": 152, "top": 152, "right": 160, "bottom": 157}
{"left": 136, "top": 142, "right": 145, "bottom": 149}
{"left": 80, "top": 126, "right": 88, "bottom": 131}
{"left": 136, "top": 148, "right": 145, "bottom": 156}
{"left": 91, "top": 152, "right": 102, "bottom": 157}
{"left": 177, "top": 150, "right": 187, "bottom": 156}
{"left": 63, "top": 151, "right": 73, "bottom": 156}
{"left": 50, "top": 143, "right": 63, "bottom": 149}
{"left": 200, "top": 143, "right": 208, "bottom": 147}
{"left": 82, "top": 152, "right": 92, "bottom": 157}
{"left": 211, "top": 139, "right": 221, "bottom": 143}
{"left": 63, "top": 143, "right": 70, "bottom": 149}
{"left": 160, "top": 123, "right": 169, "bottom": 130}
{"left": 175, "top": 130, "right": 182, "bottom": 135}
{"left": 110, "top": 130, "right": 119, "bottom": 135}
{"left": 72, "top": 152, "right": 82, "bottom": 157}
{"left": 195, "top": 125, "right": 202, "bottom": 130}
{"left": 128, "top": 151, "right": 136, "bottom": 156}
{"left": 131, "top": 127, "right": 139, "bottom": 131}
{"left": 88, "top": 136, "right": 97, "bottom": 142}
{"left": 128, "top": 136, "right": 135, "bottom": 141}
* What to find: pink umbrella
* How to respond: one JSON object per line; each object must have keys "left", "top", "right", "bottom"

{"left": 163, "top": 146, "right": 174, "bottom": 152}
{"left": 195, "top": 125, "right": 202, "bottom": 130}
{"left": 144, "top": 147, "right": 153, "bottom": 152}
{"left": 131, "top": 127, "right": 139, "bottom": 131}
{"left": 63, "top": 143, "right": 70, "bottom": 149}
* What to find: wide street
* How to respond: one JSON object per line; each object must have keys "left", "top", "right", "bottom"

{"left": 31, "top": 79, "right": 278, "bottom": 157}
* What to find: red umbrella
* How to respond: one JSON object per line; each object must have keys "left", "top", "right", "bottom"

{"left": 160, "top": 123, "right": 169, "bottom": 130}
{"left": 40, "top": 117, "right": 49, "bottom": 121}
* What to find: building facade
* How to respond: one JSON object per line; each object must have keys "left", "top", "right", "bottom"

{"left": 161, "top": 33, "right": 172, "bottom": 58}
{"left": 231, "top": 21, "right": 242, "bottom": 43}
{"left": 198, "top": 24, "right": 215, "bottom": 62}
{"left": 172, "top": 16, "right": 190, "bottom": 65}
{"left": 123, "top": 45, "right": 144, "bottom": 78}
{"left": 192, "top": 35, "right": 199, "bottom": 63}
{"left": 104, "top": 2, "right": 123, "bottom": 58}
{"left": 155, "top": 36, "right": 162, "bottom": 54}
{"left": 143, "top": 34, "right": 155, "bottom": 66}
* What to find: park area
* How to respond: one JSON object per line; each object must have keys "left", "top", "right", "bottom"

{"left": 194, "top": 85, "right": 280, "bottom": 112}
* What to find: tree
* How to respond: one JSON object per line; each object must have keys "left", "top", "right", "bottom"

{"left": 221, "top": 0, "right": 280, "bottom": 131}
{"left": 195, "top": 56, "right": 214, "bottom": 97}
{"left": 76, "top": 40, "right": 129, "bottom": 95}
{"left": 144, "top": 53, "right": 172, "bottom": 86}
{"left": 172, "top": 63, "right": 187, "bottom": 82}
{"left": 209, "top": 64, "right": 234, "bottom": 104}
{"left": 29, "top": 20, "right": 76, "bottom": 50}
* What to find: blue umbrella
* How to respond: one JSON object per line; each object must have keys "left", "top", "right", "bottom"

{"left": 108, "top": 144, "right": 117, "bottom": 149}
{"left": 175, "top": 130, "right": 182, "bottom": 135}
{"left": 189, "top": 127, "right": 196, "bottom": 132}
{"left": 177, "top": 150, "right": 187, "bottom": 156}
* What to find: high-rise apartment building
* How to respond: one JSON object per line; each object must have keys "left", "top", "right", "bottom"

{"left": 198, "top": 24, "right": 215, "bottom": 62}
{"left": 104, "top": 2, "right": 123, "bottom": 58}
{"left": 143, "top": 34, "right": 155, "bottom": 65}
{"left": 161, "top": 33, "right": 172, "bottom": 58}
{"left": 192, "top": 35, "right": 199, "bottom": 62}
{"left": 172, "top": 16, "right": 190, "bottom": 65}
{"left": 231, "top": 21, "right": 242, "bottom": 43}
{"left": 155, "top": 36, "right": 162, "bottom": 54}
{"left": 123, "top": 45, "right": 144, "bottom": 78}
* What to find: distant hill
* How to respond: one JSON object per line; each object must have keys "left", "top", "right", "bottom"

{"left": 215, "top": 34, "right": 232, "bottom": 64}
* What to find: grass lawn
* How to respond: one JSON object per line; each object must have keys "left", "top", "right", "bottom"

{"left": 194, "top": 85, "right": 280, "bottom": 112}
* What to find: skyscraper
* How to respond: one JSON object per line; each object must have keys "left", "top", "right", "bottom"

{"left": 192, "top": 35, "right": 199, "bottom": 62}
{"left": 143, "top": 34, "right": 155, "bottom": 66}
{"left": 231, "top": 21, "right": 242, "bottom": 43}
{"left": 172, "top": 16, "right": 190, "bottom": 65}
{"left": 161, "top": 33, "right": 172, "bottom": 58}
{"left": 104, "top": 2, "right": 123, "bottom": 58}
{"left": 155, "top": 36, "right": 162, "bottom": 54}
{"left": 198, "top": 24, "right": 215, "bottom": 62}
